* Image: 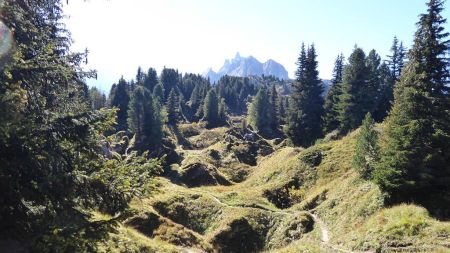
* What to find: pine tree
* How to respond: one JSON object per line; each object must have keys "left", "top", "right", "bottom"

{"left": 109, "top": 77, "right": 130, "bottom": 131}
{"left": 143, "top": 67, "right": 158, "bottom": 92}
{"left": 166, "top": 88, "right": 180, "bottom": 125}
{"left": 365, "top": 49, "right": 383, "bottom": 113}
{"left": 338, "top": 47, "right": 370, "bottom": 133}
{"left": 372, "top": 63, "right": 395, "bottom": 122}
{"left": 153, "top": 83, "right": 164, "bottom": 102}
{"left": 376, "top": 0, "right": 450, "bottom": 195}
{"left": 286, "top": 44, "right": 324, "bottom": 146}
{"left": 89, "top": 87, "right": 106, "bottom": 110}
{"left": 160, "top": 68, "right": 180, "bottom": 102}
{"left": 387, "top": 36, "right": 408, "bottom": 80}
{"left": 136, "top": 66, "right": 144, "bottom": 85}
{"left": 268, "top": 84, "right": 279, "bottom": 132}
{"left": 353, "top": 113, "right": 379, "bottom": 180}
{"left": 0, "top": 1, "right": 156, "bottom": 250}
{"left": 323, "top": 54, "right": 345, "bottom": 133}
{"left": 218, "top": 98, "right": 228, "bottom": 125}
{"left": 127, "top": 86, "right": 162, "bottom": 147}
{"left": 248, "top": 88, "right": 270, "bottom": 134}
{"left": 203, "top": 89, "right": 219, "bottom": 128}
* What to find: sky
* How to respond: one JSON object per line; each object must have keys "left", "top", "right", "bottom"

{"left": 63, "top": 0, "right": 450, "bottom": 93}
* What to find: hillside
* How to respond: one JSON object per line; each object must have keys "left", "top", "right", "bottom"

{"left": 96, "top": 121, "right": 450, "bottom": 253}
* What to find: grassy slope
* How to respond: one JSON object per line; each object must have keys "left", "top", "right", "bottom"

{"left": 99, "top": 124, "right": 450, "bottom": 252}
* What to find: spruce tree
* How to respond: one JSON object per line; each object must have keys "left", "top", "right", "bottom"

{"left": 89, "top": 87, "right": 106, "bottom": 110}
{"left": 203, "top": 89, "right": 219, "bottom": 128}
{"left": 160, "top": 68, "right": 180, "bottom": 102}
{"left": 143, "top": 67, "right": 158, "bottom": 92}
{"left": 127, "top": 86, "right": 162, "bottom": 147}
{"left": 387, "top": 36, "right": 408, "bottom": 81}
{"left": 218, "top": 98, "right": 228, "bottom": 125}
{"left": 136, "top": 66, "right": 144, "bottom": 85}
{"left": 268, "top": 84, "right": 279, "bottom": 132}
{"left": 248, "top": 88, "right": 270, "bottom": 134}
{"left": 376, "top": 0, "right": 450, "bottom": 195}
{"left": 323, "top": 54, "right": 345, "bottom": 133}
{"left": 286, "top": 44, "right": 324, "bottom": 146}
{"left": 109, "top": 77, "right": 130, "bottom": 131}
{"left": 153, "top": 83, "right": 164, "bottom": 102}
{"left": 338, "top": 47, "right": 370, "bottom": 133}
{"left": 372, "top": 63, "right": 395, "bottom": 122}
{"left": 353, "top": 113, "right": 379, "bottom": 180}
{"left": 166, "top": 88, "right": 180, "bottom": 125}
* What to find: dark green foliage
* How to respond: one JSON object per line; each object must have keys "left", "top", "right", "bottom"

{"left": 218, "top": 98, "right": 228, "bottom": 125}
{"left": 338, "top": 47, "right": 371, "bottom": 133}
{"left": 0, "top": 1, "right": 162, "bottom": 251}
{"left": 387, "top": 36, "right": 407, "bottom": 81}
{"left": 247, "top": 88, "right": 271, "bottom": 134}
{"left": 216, "top": 75, "right": 257, "bottom": 114}
{"left": 109, "top": 77, "right": 130, "bottom": 131}
{"left": 203, "top": 89, "right": 219, "bottom": 128}
{"left": 278, "top": 95, "right": 288, "bottom": 124}
{"left": 89, "top": 87, "right": 106, "bottom": 110}
{"left": 372, "top": 63, "right": 395, "bottom": 122}
{"left": 286, "top": 44, "right": 324, "bottom": 147}
{"left": 376, "top": 0, "right": 450, "bottom": 196}
{"left": 136, "top": 66, "right": 144, "bottom": 85}
{"left": 153, "top": 83, "right": 164, "bottom": 102}
{"left": 127, "top": 86, "right": 163, "bottom": 147}
{"left": 353, "top": 113, "right": 379, "bottom": 180}
{"left": 143, "top": 67, "right": 158, "bottom": 92}
{"left": 166, "top": 88, "right": 180, "bottom": 125}
{"left": 160, "top": 68, "right": 180, "bottom": 102}
{"left": 268, "top": 84, "right": 280, "bottom": 132}
{"left": 186, "top": 75, "right": 210, "bottom": 121}
{"left": 323, "top": 54, "right": 344, "bottom": 133}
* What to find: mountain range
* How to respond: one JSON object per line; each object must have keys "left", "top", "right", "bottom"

{"left": 203, "top": 53, "right": 289, "bottom": 83}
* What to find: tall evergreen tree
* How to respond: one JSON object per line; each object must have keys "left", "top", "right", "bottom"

{"left": 166, "top": 88, "right": 180, "bottom": 125}
{"left": 387, "top": 36, "right": 408, "bottom": 80}
{"left": 136, "top": 66, "right": 144, "bottom": 85}
{"left": 248, "top": 88, "right": 271, "bottom": 134}
{"left": 218, "top": 98, "right": 228, "bottom": 125}
{"left": 153, "top": 83, "right": 164, "bottom": 102}
{"left": 286, "top": 44, "right": 324, "bottom": 146}
{"left": 353, "top": 113, "right": 379, "bottom": 180}
{"left": 143, "top": 67, "right": 158, "bottom": 92}
{"left": 109, "top": 77, "right": 130, "bottom": 131}
{"left": 127, "top": 86, "right": 162, "bottom": 147}
{"left": 372, "top": 63, "right": 395, "bottom": 122}
{"left": 89, "top": 87, "right": 106, "bottom": 110}
{"left": 376, "top": 0, "right": 450, "bottom": 196}
{"left": 365, "top": 49, "right": 382, "bottom": 113}
{"left": 338, "top": 47, "right": 370, "bottom": 133}
{"left": 0, "top": 1, "right": 161, "bottom": 250}
{"left": 323, "top": 54, "right": 345, "bottom": 133}
{"left": 160, "top": 68, "right": 180, "bottom": 102}
{"left": 203, "top": 89, "right": 219, "bottom": 128}
{"left": 268, "top": 84, "right": 279, "bottom": 132}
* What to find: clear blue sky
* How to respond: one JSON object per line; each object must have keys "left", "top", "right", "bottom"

{"left": 63, "top": 0, "right": 450, "bottom": 93}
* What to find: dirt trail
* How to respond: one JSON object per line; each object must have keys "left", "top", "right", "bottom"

{"left": 205, "top": 193, "right": 373, "bottom": 253}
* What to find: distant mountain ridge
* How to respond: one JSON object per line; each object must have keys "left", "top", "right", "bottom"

{"left": 204, "top": 53, "right": 289, "bottom": 83}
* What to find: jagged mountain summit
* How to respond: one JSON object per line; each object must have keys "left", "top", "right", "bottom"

{"left": 204, "top": 53, "right": 289, "bottom": 83}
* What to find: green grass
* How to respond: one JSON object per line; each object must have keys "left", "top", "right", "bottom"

{"left": 102, "top": 123, "right": 450, "bottom": 252}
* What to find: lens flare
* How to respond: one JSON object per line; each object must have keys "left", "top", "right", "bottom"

{"left": 0, "top": 21, "right": 12, "bottom": 58}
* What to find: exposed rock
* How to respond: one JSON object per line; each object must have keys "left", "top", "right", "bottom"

{"left": 263, "top": 178, "right": 302, "bottom": 209}
{"left": 180, "top": 163, "right": 230, "bottom": 187}
{"left": 211, "top": 218, "right": 263, "bottom": 253}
